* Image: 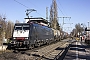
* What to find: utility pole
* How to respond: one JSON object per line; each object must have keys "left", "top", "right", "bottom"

{"left": 46, "top": 7, "right": 48, "bottom": 21}
{"left": 87, "top": 21, "right": 89, "bottom": 38}
{"left": 11, "top": 23, "right": 12, "bottom": 37}
{"left": 88, "top": 21, "right": 89, "bottom": 28}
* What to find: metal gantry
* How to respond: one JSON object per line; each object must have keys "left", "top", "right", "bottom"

{"left": 58, "top": 17, "right": 72, "bottom": 31}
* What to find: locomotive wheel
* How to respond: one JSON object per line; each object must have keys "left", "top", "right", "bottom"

{"left": 31, "top": 44, "right": 35, "bottom": 49}
{"left": 46, "top": 41, "right": 50, "bottom": 45}
{"left": 38, "top": 43, "right": 41, "bottom": 47}
{"left": 27, "top": 44, "right": 34, "bottom": 49}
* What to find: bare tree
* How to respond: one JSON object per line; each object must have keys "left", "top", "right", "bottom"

{"left": 71, "top": 23, "right": 84, "bottom": 37}
{"left": 0, "top": 15, "right": 14, "bottom": 44}
{"left": 75, "top": 23, "right": 84, "bottom": 34}
{"left": 6, "top": 21, "right": 14, "bottom": 39}
{"left": 49, "top": 0, "right": 59, "bottom": 30}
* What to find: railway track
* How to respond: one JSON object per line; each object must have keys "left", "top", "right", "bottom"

{"left": 0, "top": 39, "right": 72, "bottom": 60}
{"left": 29, "top": 42, "right": 69, "bottom": 60}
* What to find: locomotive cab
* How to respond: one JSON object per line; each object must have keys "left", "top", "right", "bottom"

{"left": 10, "top": 23, "right": 31, "bottom": 49}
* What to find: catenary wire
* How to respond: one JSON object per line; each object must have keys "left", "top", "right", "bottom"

{"left": 13, "top": 0, "right": 45, "bottom": 18}
{"left": 57, "top": 0, "right": 67, "bottom": 16}
{"left": 14, "top": 0, "right": 29, "bottom": 8}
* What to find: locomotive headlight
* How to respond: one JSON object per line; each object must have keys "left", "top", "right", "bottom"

{"left": 25, "top": 37, "right": 28, "bottom": 39}
{"left": 13, "top": 37, "right": 16, "bottom": 39}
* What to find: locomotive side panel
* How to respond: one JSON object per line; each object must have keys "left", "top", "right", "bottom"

{"left": 31, "top": 24, "right": 54, "bottom": 46}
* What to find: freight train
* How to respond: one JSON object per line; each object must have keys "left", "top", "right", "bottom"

{"left": 7, "top": 18, "right": 61, "bottom": 49}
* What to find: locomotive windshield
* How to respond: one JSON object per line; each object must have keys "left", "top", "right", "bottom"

{"left": 23, "top": 25, "right": 30, "bottom": 30}
{"left": 15, "top": 26, "right": 22, "bottom": 30}
{"left": 14, "top": 24, "right": 30, "bottom": 30}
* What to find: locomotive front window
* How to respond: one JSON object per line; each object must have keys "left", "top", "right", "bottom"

{"left": 15, "top": 26, "right": 22, "bottom": 30}
{"left": 14, "top": 24, "right": 30, "bottom": 30}
{"left": 23, "top": 27, "right": 29, "bottom": 30}
{"left": 23, "top": 25, "right": 29, "bottom": 30}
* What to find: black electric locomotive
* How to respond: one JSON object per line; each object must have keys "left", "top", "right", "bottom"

{"left": 8, "top": 18, "right": 54, "bottom": 49}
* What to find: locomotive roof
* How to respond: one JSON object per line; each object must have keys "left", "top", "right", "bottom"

{"left": 24, "top": 17, "right": 48, "bottom": 24}
{"left": 15, "top": 23, "right": 30, "bottom": 25}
